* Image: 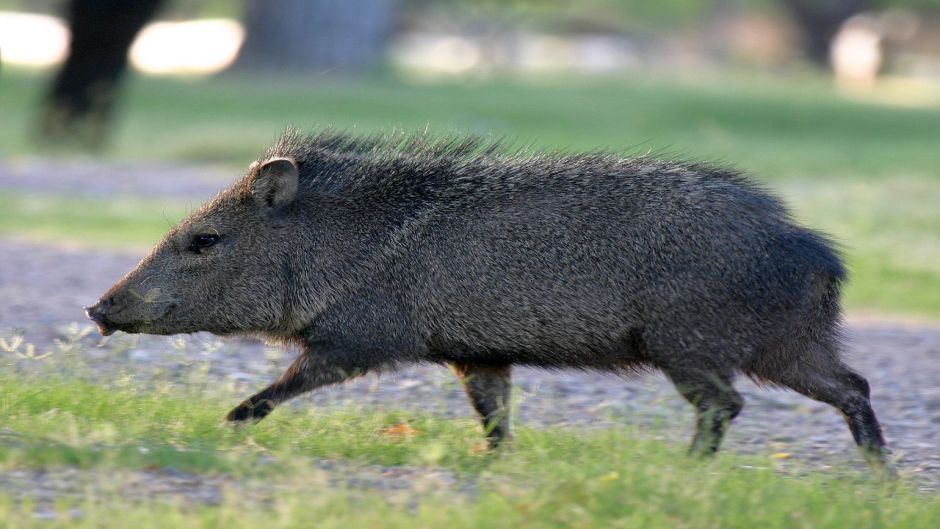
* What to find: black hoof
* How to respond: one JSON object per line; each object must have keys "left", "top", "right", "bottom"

{"left": 862, "top": 448, "right": 899, "bottom": 480}
{"left": 225, "top": 399, "right": 274, "bottom": 422}
{"left": 486, "top": 433, "right": 512, "bottom": 450}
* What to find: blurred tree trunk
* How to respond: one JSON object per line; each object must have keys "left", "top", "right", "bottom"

{"left": 39, "top": 0, "right": 165, "bottom": 148}
{"left": 778, "top": 0, "right": 871, "bottom": 68}
{"left": 233, "top": 0, "right": 399, "bottom": 73}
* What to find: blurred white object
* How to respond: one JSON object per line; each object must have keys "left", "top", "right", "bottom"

{"left": 391, "top": 31, "right": 641, "bottom": 78}
{"left": 0, "top": 11, "right": 69, "bottom": 67}
{"left": 0, "top": 11, "right": 243, "bottom": 75}
{"left": 130, "top": 19, "right": 244, "bottom": 75}
{"left": 831, "top": 15, "right": 883, "bottom": 86}
{"left": 392, "top": 34, "right": 482, "bottom": 76}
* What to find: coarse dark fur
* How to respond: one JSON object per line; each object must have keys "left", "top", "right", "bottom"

{"left": 86, "top": 128, "right": 892, "bottom": 473}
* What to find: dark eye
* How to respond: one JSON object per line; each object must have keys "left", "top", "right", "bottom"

{"left": 188, "top": 234, "right": 220, "bottom": 253}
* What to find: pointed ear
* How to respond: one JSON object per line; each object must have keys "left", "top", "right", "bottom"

{"left": 251, "top": 157, "right": 299, "bottom": 210}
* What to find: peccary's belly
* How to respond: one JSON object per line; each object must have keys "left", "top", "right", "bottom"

{"left": 425, "top": 326, "right": 650, "bottom": 369}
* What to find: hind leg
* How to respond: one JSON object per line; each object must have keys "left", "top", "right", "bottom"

{"left": 662, "top": 367, "right": 744, "bottom": 456}
{"left": 452, "top": 363, "right": 512, "bottom": 448}
{"left": 757, "top": 362, "right": 893, "bottom": 474}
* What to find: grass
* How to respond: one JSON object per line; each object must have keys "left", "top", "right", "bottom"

{"left": 785, "top": 177, "right": 940, "bottom": 317}
{"left": 2, "top": 69, "right": 939, "bottom": 180}
{"left": 0, "top": 193, "right": 188, "bottom": 249}
{"left": 0, "top": 366, "right": 938, "bottom": 528}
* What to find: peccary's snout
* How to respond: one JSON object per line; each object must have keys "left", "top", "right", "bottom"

{"left": 85, "top": 297, "right": 118, "bottom": 336}
{"left": 85, "top": 277, "right": 178, "bottom": 337}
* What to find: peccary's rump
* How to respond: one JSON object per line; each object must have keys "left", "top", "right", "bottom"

{"left": 87, "top": 130, "right": 892, "bottom": 470}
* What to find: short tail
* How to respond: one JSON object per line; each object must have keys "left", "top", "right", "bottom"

{"left": 780, "top": 229, "right": 847, "bottom": 282}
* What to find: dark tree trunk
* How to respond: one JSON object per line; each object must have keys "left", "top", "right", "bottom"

{"left": 233, "top": 0, "right": 398, "bottom": 73}
{"left": 778, "top": 0, "right": 871, "bottom": 68}
{"left": 40, "top": 0, "right": 165, "bottom": 147}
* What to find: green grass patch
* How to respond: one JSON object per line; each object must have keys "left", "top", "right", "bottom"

{"left": 784, "top": 177, "right": 940, "bottom": 317}
{"left": 0, "top": 375, "right": 486, "bottom": 474}
{"left": 2, "top": 69, "right": 938, "bottom": 179}
{"left": 0, "top": 373, "right": 938, "bottom": 528}
{"left": 0, "top": 193, "right": 188, "bottom": 249}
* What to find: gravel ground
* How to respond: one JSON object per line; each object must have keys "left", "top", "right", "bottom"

{"left": 2, "top": 160, "right": 939, "bottom": 502}
{"left": 1, "top": 158, "right": 236, "bottom": 201}
{"left": 0, "top": 462, "right": 471, "bottom": 516}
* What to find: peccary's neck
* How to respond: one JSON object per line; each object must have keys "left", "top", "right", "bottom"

{"left": 272, "top": 195, "right": 420, "bottom": 338}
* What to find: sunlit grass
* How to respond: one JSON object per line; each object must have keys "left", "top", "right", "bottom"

{"left": 0, "top": 193, "right": 187, "bottom": 249}
{"left": 1, "top": 68, "right": 938, "bottom": 179}
{"left": 0, "top": 362, "right": 937, "bottom": 528}
{"left": 784, "top": 176, "right": 940, "bottom": 317}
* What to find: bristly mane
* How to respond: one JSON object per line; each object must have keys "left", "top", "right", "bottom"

{"left": 259, "top": 127, "right": 525, "bottom": 196}
{"left": 257, "top": 126, "right": 762, "bottom": 201}
{"left": 265, "top": 126, "right": 511, "bottom": 162}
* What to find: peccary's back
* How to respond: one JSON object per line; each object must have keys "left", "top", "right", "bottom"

{"left": 392, "top": 157, "right": 844, "bottom": 363}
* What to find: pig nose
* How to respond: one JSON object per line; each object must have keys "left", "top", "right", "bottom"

{"left": 85, "top": 297, "right": 116, "bottom": 336}
{"left": 85, "top": 297, "right": 112, "bottom": 319}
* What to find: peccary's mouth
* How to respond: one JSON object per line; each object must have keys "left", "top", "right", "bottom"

{"left": 85, "top": 302, "right": 118, "bottom": 336}
{"left": 85, "top": 302, "right": 179, "bottom": 337}
{"left": 84, "top": 309, "right": 144, "bottom": 336}
{"left": 95, "top": 319, "right": 138, "bottom": 336}
{"left": 87, "top": 315, "right": 117, "bottom": 337}
{"left": 87, "top": 315, "right": 145, "bottom": 337}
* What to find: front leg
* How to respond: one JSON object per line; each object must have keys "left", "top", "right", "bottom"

{"left": 226, "top": 345, "right": 375, "bottom": 422}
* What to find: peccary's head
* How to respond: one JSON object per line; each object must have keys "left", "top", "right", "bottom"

{"left": 86, "top": 157, "right": 304, "bottom": 337}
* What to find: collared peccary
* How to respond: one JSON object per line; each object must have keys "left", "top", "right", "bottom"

{"left": 86, "top": 129, "right": 892, "bottom": 471}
